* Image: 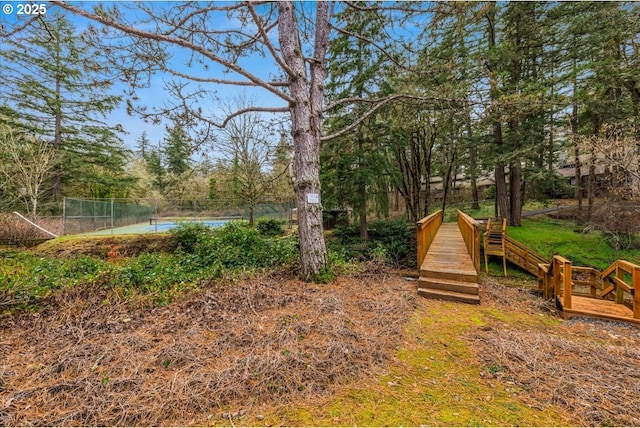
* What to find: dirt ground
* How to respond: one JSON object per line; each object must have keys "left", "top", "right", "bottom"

{"left": 2, "top": 269, "right": 639, "bottom": 426}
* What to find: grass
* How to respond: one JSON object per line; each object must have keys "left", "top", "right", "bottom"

{"left": 507, "top": 216, "right": 640, "bottom": 270}
{"left": 252, "top": 300, "right": 569, "bottom": 427}
{"left": 442, "top": 200, "right": 552, "bottom": 222}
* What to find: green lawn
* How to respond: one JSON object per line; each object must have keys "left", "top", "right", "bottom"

{"left": 507, "top": 216, "right": 640, "bottom": 270}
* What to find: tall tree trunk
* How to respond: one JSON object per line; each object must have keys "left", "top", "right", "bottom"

{"left": 422, "top": 127, "right": 434, "bottom": 218}
{"left": 486, "top": 6, "right": 509, "bottom": 221}
{"left": 509, "top": 162, "right": 522, "bottom": 226}
{"left": 508, "top": 6, "right": 522, "bottom": 227}
{"left": 548, "top": 62, "right": 556, "bottom": 171}
{"left": 358, "top": 177, "right": 368, "bottom": 239}
{"left": 465, "top": 103, "right": 480, "bottom": 210}
{"left": 279, "top": 1, "right": 328, "bottom": 279}
{"left": 495, "top": 163, "right": 509, "bottom": 220}
{"left": 54, "top": 72, "right": 62, "bottom": 202}
{"left": 571, "top": 61, "right": 583, "bottom": 223}
{"left": 441, "top": 150, "right": 456, "bottom": 213}
{"left": 587, "top": 114, "right": 601, "bottom": 222}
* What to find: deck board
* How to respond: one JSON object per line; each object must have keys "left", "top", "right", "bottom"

{"left": 557, "top": 295, "right": 640, "bottom": 326}
{"left": 420, "top": 223, "right": 478, "bottom": 282}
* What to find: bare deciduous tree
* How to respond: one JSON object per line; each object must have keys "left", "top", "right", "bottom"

{"left": 216, "top": 97, "right": 287, "bottom": 226}
{"left": 49, "top": 1, "right": 332, "bottom": 278}
{"left": 0, "top": 126, "right": 57, "bottom": 218}
{"left": 46, "top": 1, "right": 444, "bottom": 277}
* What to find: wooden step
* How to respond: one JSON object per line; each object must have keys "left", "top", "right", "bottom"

{"left": 418, "top": 277, "right": 479, "bottom": 295}
{"left": 419, "top": 265, "right": 478, "bottom": 283}
{"left": 417, "top": 288, "right": 481, "bottom": 305}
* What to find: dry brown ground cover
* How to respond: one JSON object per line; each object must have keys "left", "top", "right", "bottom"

{"left": 0, "top": 270, "right": 413, "bottom": 426}
{"left": 476, "top": 279, "right": 640, "bottom": 427}
{"left": 2, "top": 268, "right": 639, "bottom": 426}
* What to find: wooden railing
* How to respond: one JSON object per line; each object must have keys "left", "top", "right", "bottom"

{"left": 457, "top": 210, "right": 480, "bottom": 273}
{"left": 504, "top": 236, "right": 548, "bottom": 277}
{"left": 416, "top": 210, "right": 443, "bottom": 268}
{"left": 538, "top": 257, "right": 640, "bottom": 320}
{"left": 602, "top": 260, "right": 640, "bottom": 319}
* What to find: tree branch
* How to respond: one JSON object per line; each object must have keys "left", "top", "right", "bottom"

{"left": 164, "top": 67, "right": 288, "bottom": 87}
{"left": 247, "top": 3, "right": 295, "bottom": 77}
{"left": 51, "top": 1, "right": 294, "bottom": 103}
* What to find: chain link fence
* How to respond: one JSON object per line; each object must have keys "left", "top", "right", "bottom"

{"left": 63, "top": 198, "right": 153, "bottom": 235}
{"left": 59, "top": 198, "right": 295, "bottom": 235}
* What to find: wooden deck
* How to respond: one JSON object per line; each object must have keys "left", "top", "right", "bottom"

{"left": 557, "top": 295, "right": 640, "bottom": 326}
{"left": 418, "top": 223, "right": 480, "bottom": 304}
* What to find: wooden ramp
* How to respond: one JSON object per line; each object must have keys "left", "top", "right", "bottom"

{"left": 418, "top": 223, "right": 480, "bottom": 304}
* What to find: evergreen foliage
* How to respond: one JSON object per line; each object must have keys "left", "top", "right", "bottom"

{"left": 0, "top": 12, "right": 131, "bottom": 204}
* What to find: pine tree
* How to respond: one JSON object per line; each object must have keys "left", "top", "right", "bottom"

{"left": 145, "top": 147, "right": 166, "bottom": 192}
{"left": 136, "top": 131, "right": 151, "bottom": 160}
{"left": 0, "top": 12, "right": 130, "bottom": 202}
{"left": 323, "top": 3, "right": 392, "bottom": 238}
{"left": 162, "top": 124, "right": 191, "bottom": 176}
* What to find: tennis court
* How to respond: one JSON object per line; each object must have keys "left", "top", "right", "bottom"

{"left": 61, "top": 197, "right": 292, "bottom": 236}
{"left": 83, "top": 218, "right": 236, "bottom": 236}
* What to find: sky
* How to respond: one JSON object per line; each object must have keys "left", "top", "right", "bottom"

{"left": 0, "top": 1, "right": 287, "bottom": 151}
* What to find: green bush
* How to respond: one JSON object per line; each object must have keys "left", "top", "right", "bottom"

{"left": 191, "top": 222, "right": 299, "bottom": 269}
{"left": 330, "top": 219, "right": 412, "bottom": 266}
{"left": 603, "top": 231, "right": 640, "bottom": 251}
{"left": 2, "top": 223, "right": 301, "bottom": 314}
{"left": 170, "top": 222, "right": 214, "bottom": 253}
{"left": 256, "top": 219, "right": 285, "bottom": 237}
{"left": 368, "top": 220, "right": 411, "bottom": 265}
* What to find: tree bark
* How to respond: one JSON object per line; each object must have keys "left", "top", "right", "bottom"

{"left": 507, "top": 6, "right": 522, "bottom": 227}
{"left": 465, "top": 102, "right": 480, "bottom": 210}
{"left": 486, "top": 6, "right": 509, "bottom": 221}
{"left": 571, "top": 60, "right": 583, "bottom": 223}
{"left": 54, "top": 65, "right": 63, "bottom": 202}
{"left": 278, "top": 1, "right": 328, "bottom": 279}
{"left": 509, "top": 161, "right": 522, "bottom": 226}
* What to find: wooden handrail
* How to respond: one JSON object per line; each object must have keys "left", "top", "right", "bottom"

{"left": 416, "top": 210, "right": 443, "bottom": 268}
{"left": 538, "top": 263, "right": 552, "bottom": 299}
{"left": 504, "top": 235, "right": 548, "bottom": 276}
{"left": 633, "top": 266, "right": 640, "bottom": 319}
{"left": 457, "top": 210, "right": 480, "bottom": 273}
{"left": 600, "top": 259, "right": 640, "bottom": 319}
{"left": 543, "top": 256, "right": 640, "bottom": 320}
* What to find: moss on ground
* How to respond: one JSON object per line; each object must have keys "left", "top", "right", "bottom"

{"left": 251, "top": 299, "right": 572, "bottom": 427}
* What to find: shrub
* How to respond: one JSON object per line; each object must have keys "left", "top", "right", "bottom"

{"left": 368, "top": 220, "right": 411, "bottom": 265}
{"left": 330, "top": 219, "right": 412, "bottom": 266}
{"left": 256, "top": 218, "right": 285, "bottom": 237}
{"left": 603, "top": 231, "right": 640, "bottom": 251}
{"left": 170, "top": 222, "right": 214, "bottom": 253}
{"left": 190, "top": 222, "right": 298, "bottom": 269}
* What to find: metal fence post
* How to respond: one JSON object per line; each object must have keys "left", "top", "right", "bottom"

{"left": 111, "top": 198, "right": 115, "bottom": 235}
{"left": 62, "top": 197, "right": 66, "bottom": 235}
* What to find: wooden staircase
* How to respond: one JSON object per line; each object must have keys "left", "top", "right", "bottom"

{"left": 417, "top": 223, "right": 480, "bottom": 304}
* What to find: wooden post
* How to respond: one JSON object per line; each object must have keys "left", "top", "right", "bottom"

{"left": 589, "top": 269, "right": 597, "bottom": 297}
{"left": 416, "top": 210, "right": 443, "bottom": 269}
{"left": 474, "top": 224, "right": 480, "bottom": 273}
{"left": 553, "top": 257, "right": 561, "bottom": 299}
{"left": 563, "top": 259, "right": 572, "bottom": 309}
{"left": 538, "top": 264, "right": 551, "bottom": 299}
{"left": 633, "top": 267, "right": 640, "bottom": 320}
{"left": 615, "top": 263, "right": 624, "bottom": 304}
